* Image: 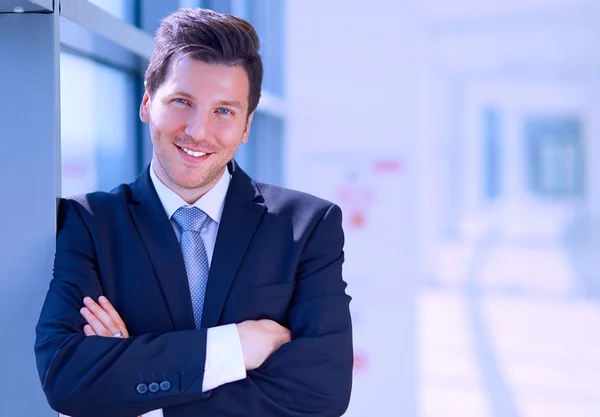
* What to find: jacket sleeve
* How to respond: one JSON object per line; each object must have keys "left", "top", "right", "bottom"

{"left": 35, "top": 199, "right": 213, "bottom": 417}
{"left": 164, "top": 203, "right": 354, "bottom": 417}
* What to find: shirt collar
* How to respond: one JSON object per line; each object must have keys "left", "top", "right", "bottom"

{"left": 149, "top": 159, "right": 231, "bottom": 224}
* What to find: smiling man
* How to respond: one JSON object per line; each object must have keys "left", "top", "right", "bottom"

{"left": 146, "top": 57, "right": 252, "bottom": 203}
{"left": 34, "top": 7, "right": 353, "bottom": 417}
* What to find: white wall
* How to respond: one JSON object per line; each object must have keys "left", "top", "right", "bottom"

{"left": 285, "top": 1, "right": 432, "bottom": 415}
{"left": 285, "top": 1, "right": 600, "bottom": 415}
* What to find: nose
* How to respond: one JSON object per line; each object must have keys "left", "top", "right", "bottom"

{"left": 184, "top": 111, "right": 209, "bottom": 140}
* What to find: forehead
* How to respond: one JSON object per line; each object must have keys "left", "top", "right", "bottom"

{"left": 160, "top": 55, "right": 250, "bottom": 104}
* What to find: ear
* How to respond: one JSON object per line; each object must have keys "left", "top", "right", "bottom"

{"left": 139, "top": 90, "right": 151, "bottom": 123}
{"left": 241, "top": 111, "right": 255, "bottom": 144}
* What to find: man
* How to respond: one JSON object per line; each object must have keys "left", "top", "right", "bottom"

{"left": 34, "top": 8, "right": 353, "bottom": 417}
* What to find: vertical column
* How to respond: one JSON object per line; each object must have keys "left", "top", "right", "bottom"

{"left": 445, "top": 76, "right": 466, "bottom": 236}
{"left": 462, "top": 82, "right": 486, "bottom": 236}
{"left": 584, "top": 83, "right": 600, "bottom": 241}
{"left": 0, "top": 7, "right": 60, "bottom": 417}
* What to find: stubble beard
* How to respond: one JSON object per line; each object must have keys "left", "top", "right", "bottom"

{"left": 152, "top": 124, "right": 242, "bottom": 197}
{"left": 159, "top": 152, "right": 225, "bottom": 195}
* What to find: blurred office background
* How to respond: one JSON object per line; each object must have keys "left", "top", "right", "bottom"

{"left": 1, "top": 0, "right": 600, "bottom": 416}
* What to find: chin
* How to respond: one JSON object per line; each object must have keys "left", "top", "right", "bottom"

{"left": 174, "top": 177, "right": 204, "bottom": 190}
{"left": 180, "top": 171, "right": 217, "bottom": 189}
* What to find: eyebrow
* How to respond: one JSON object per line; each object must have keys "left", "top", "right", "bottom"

{"left": 170, "top": 90, "right": 194, "bottom": 99}
{"left": 169, "top": 92, "right": 243, "bottom": 110}
{"left": 215, "top": 100, "right": 243, "bottom": 110}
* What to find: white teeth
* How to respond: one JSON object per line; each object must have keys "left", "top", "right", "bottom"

{"left": 182, "top": 147, "right": 207, "bottom": 157}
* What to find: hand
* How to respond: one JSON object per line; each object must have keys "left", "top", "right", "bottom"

{"left": 80, "top": 296, "right": 129, "bottom": 338}
{"left": 236, "top": 319, "right": 291, "bottom": 371}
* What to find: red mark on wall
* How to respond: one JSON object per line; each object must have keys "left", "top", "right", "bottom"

{"left": 371, "top": 159, "right": 403, "bottom": 174}
{"left": 353, "top": 350, "right": 369, "bottom": 373}
{"left": 336, "top": 185, "right": 374, "bottom": 231}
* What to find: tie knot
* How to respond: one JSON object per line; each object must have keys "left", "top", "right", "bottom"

{"left": 172, "top": 207, "right": 209, "bottom": 232}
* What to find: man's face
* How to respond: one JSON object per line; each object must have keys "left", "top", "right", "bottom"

{"left": 140, "top": 55, "right": 253, "bottom": 201}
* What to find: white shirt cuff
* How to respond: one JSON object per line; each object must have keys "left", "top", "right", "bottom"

{"left": 142, "top": 409, "right": 164, "bottom": 417}
{"left": 203, "top": 323, "right": 247, "bottom": 391}
{"left": 135, "top": 325, "right": 247, "bottom": 417}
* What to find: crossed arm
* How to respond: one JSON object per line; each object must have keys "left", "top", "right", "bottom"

{"left": 35, "top": 201, "right": 353, "bottom": 417}
{"left": 80, "top": 296, "right": 291, "bottom": 372}
{"left": 79, "top": 296, "right": 291, "bottom": 417}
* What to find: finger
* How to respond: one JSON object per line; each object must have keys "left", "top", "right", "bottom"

{"left": 80, "top": 307, "right": 111, "bottom": 337}
{"left": 83, "top": 297, "right": 121, "bottom": 336}
{"left": 276, "top": 323, "right": 290, "bottom": 333}
{"left": 83, "top": 324, "right": 97, "bottom": 336}
{"left": 98, "top": 296, "right": 129, "bottom": 338}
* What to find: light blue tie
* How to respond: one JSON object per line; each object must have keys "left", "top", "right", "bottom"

{"left": 172, "top": 207, "right": 210, "bottom": 329}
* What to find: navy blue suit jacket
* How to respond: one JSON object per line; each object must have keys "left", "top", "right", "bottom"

{"left": 35, "top": 161, "right": 353, "bottom": 417}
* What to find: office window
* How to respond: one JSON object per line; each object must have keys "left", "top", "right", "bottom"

{"left": 60, "top": 52, "right": 138, "bottom": 196}
{"left": 235, "top": 113, "right": 284, "bottom": 185}
{"left": 200, "top": 0, "right": 232, "bottom": 14}
{"left": 525, "top": 116, "right": 584, "bottom": 197}
{"left": 88, "top": 0, "right": 136, "bottom": 22}
{"left": 247, "top": 0, "right": 284, "bottom": 96}
{"left": 483, "top": 108, "right": 501, "bottom": 201}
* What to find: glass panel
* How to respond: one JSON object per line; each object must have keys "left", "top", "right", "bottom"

{"left": 236, "top": 112, "right": 284, "bottom": 185}
{"left": 525, "top": 116, "right": 584, "bottom": 197}
{"left": 138, "top": 0, "right": 180, "bottom": 36}
{"left": 201, "top": 0, "right": 232, "bottom": 14}
{"left": 60, "top": 52, "right": 138, "bottom": 196}
{"left": 87, "top": 0, "right": 136, "bottom": 22}
{"left": 483, "top": 108, "right": 501, "bottom": 201}
{"left": 247, "top": 0, "right": 284, "bottom": 96}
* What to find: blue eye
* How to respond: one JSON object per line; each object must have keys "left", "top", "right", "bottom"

{"left": 174, "top": 98, "right": 188, "bottom": 104}
{"left": 217, "top": 108, "right": 232, "bottom": 115}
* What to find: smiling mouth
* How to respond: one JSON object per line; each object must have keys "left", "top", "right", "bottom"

{"left": 177, "top": 145, "right": 210, "bottom": 158}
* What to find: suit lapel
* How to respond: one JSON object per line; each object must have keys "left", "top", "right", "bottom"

{"left": 201, "top": 161, "right": 265, "bottom": 328}
{"left": 128, "top": 168, "right": 196, "bottom": 331}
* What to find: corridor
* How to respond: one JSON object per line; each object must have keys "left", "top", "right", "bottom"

{"left": 420, "top": 227, "right": 600, "bottom": 417}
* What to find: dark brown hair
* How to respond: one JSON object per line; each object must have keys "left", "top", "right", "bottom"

{"left": 145, "top": 8, "right": 263, "bottom": 117}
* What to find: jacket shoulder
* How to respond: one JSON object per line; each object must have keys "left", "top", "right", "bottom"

{"left": 253, "top": 182, "right": 343, "bottom": 229}
{"left": 60, "top": 183, "right": 133, "bottom": 219}
{"left": 256, "top": 182, "right": 335, "bottom": 211}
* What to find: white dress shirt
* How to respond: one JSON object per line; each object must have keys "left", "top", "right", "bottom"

{"left": 143, "top": 161, "right": 246, "bottom": 417}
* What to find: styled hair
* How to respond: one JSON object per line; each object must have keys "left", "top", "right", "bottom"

{"left": 144, "top": 8, "right": 263, "bottom": 117}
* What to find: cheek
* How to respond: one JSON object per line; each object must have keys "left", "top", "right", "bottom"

{"left": 152, "top": 106, "right": 184, "bottom": 134}
{"left": 214, "top": 120, "right": 246, "bottom": 144}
